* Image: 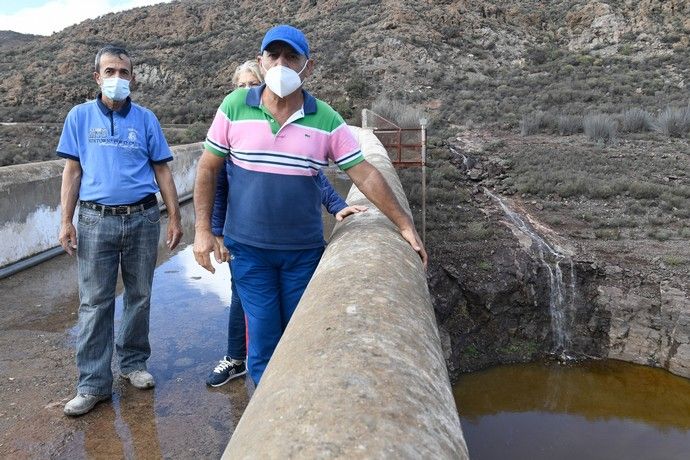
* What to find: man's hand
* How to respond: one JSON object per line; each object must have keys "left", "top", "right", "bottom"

{"left": 58, "top": 222, "right": 78, "bottom": 256}
{"left": 152, "top": 162, "right": 183, "bottom": 251}
{"left": 59, "top": 159, "right": 81, "bottom": 256}
{"left": 192, "top": 150, "right": 225, "bottom": 272}
{"left": 400, "top": 226, "right": 428, "bottom": 269}
{"left": 165, "top": 216, "right": 183, "bottom": 250}
{"left": 214, "top": 236, "right": 229, "bottom": 263}
{"left": 335, "top": 205, "right": 368, "bottom": 221}
{"left": 193, "top": 228, "right": 219, "bottom": 273}
{"left": 346, "top": 161, "right": 428, "bottom": 269}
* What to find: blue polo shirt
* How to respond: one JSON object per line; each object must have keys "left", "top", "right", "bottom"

{"left": 56, "top": 96, "right": 172, "bottom": 205}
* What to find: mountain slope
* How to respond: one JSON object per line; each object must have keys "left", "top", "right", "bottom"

{"left": 0, "top": 0, "right": 687, "bottom": 129}
{"left": 0, "top": 31, "right": 41, "bottom": 51}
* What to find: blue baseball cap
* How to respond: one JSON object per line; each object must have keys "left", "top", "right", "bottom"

{"left": 260, "top": 25, "right": 310, "bottom": 58}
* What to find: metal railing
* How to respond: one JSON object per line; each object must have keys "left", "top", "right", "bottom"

{"left": 361, "top": 109, "right": 427, "bottom": 243}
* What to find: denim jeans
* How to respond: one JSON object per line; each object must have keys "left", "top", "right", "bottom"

{"left": 226, "top": 274, "right": 247, "bottom": 361}
{"left": 75, "top": 205, "right": 160, "bottom": 395}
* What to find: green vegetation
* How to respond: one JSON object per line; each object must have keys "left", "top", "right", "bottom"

{"left": 463, "top": 344, "right": 480, "bottom": 358}
{"left": 647, "top": 229, "right": 672, "bottom": 241}
{"left": 521, "top": 104, "right": 690, "bottom": 142}
{"left": 466, "top": 222, "right": 494, "bottom": 241}
{"left": 521, "top": 111, "right": 554, "bottom": 136}
{"left": 510, "top": 143, "right": 690, "bottom": 202}
{"left": 557, "top": 115, "right": 583, "bottom": 136}
{"left": 0, "top": 124, "right": 62, "bottom": 166}
{"left": 663, "top": 255, "right": 686, "bottom": 267}
{"left": 501, "top": 339, "right": 539, "bottom": 356}
{"left": 594, "top": 228, "right": 622, "bottom": 240}
{"left": 477, "top": 260, "right": 492, "bottom": 271}
{"left": 163, "top": 122, "right": 208, "bottom": 145}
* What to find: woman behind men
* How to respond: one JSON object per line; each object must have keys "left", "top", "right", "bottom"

{"left": 205, "top": 61, "right": 366, "bottom": 386}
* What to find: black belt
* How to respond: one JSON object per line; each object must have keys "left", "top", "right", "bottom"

{"left": 80, "top": 194, "right": 158, "bottom": 215}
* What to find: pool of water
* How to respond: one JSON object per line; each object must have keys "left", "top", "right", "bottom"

{"left": 453, "top": 360, "right": 690, "bottom": 460}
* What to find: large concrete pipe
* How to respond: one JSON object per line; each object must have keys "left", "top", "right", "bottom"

{"left": 223, "top": 127, "right": 468, "bottom": 459}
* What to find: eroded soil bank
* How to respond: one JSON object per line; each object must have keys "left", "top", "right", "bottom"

{"left": 425, "top": 130, "right": 689, "bottom": 381}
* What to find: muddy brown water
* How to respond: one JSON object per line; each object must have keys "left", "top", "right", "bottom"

{"left": 454, "top": 360, "right": 690, "bottom": 460}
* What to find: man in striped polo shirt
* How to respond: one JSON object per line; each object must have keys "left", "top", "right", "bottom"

{"left": 193, "top": 25, "right": 427, "bottom": 385}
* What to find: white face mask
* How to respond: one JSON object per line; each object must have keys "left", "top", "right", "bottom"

{"left": 101, "top": 77, "right": 130, "bottom": 101}
{"left": 262, "top": 60, "right": 308, "bottom": 98}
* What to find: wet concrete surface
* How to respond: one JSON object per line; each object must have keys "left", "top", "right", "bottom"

{"left": 0, "top": 203, "right": 253, "bottom": 458}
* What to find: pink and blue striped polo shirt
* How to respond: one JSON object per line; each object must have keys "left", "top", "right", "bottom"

{"left": 203, "top": 85, "right": 364, "bottom": 249}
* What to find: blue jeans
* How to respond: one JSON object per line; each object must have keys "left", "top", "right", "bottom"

{"left": 225, "top": 238, "right": 323, "bottom": 385}
{"left": 75, "top": 205, "right": 160, "bottom": 395}
{"left": 226, "top": 274, "right": 246, "bottom": 361}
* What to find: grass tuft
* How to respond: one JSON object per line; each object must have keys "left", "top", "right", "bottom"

{"left": 370, "top": 97, "right": 425, "bottom": 128}
{"left": 620, "top": 108, "right": 653, "bottom": 133}
{"left": 655, "top": 105, "right": 690, "bottom": 138}
{"left": 557, "top": 114, "right": 583, "bottom": 136}
{"left": 584, "top": 114, "right": 617, "bottom": 144}
{"left": 520, "top": 111, "right": 555, "bottom": 136}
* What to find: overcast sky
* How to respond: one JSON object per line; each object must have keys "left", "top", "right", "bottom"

{"left": 0, "top": 0, "right": 174, "bottom": 36}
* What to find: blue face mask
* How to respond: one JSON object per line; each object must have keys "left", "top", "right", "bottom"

{"left": 101, "top": 77, "right": 130, "bottom": 101}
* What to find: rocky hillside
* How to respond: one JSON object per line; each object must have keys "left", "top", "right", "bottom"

{"left": 425, "top": 128, "right": 689, "bottom": 381}
{"left": 0, "top": 31, "right": 41, "bottom": 51}
{"left": 0, "top": 0, "right": 688, "bottom": 128}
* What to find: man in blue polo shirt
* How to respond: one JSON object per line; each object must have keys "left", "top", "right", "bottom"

{"left": 57, "top": 45, "right": 183, "bottom": 416}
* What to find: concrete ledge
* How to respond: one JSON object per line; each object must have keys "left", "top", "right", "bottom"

{"left": 223, "top": 127, "right": 468, "bottom": 458}
{"left": 0, "top": 143, "right": 201, "bottom": 269}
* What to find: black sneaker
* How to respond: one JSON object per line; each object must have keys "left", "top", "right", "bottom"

{"left": 206, "top": 356, "right": 246, "bottom": 387}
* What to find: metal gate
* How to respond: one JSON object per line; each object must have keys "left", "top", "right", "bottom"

{"left": 361, "top": 109, "right": 427, "bottom": 243}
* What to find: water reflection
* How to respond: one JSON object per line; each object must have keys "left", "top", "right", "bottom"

{"left": 145, "top": 244, "right": 231, "bottom": 383}
{"left": 114, "top": 389, "right": 162, "bottom": 459}
{"left": 52, "top": 235, "right": 249, "bottom": 457}
{"left": 454, "top": 360, "right": 690, "bottom": 459}
{"left": 84, "top": 397, "right": 126, "bottom": 459}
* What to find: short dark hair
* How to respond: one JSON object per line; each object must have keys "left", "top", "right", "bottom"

{"left": 94, "top": 45, "right": 132, "bottom": 72}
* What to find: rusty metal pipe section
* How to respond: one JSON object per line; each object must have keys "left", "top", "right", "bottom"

{"left": 223, "top": 127, "right": 468, "bottom": 459}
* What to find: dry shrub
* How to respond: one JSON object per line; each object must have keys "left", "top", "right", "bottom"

{"left": 655, "top": 105, "right": 690, "bottom": 138}
{"left": 584, "top": 114, "right": 617, "bottom": 144}
{"left": 620, "top": 108, "right": 653, "bottom": 133}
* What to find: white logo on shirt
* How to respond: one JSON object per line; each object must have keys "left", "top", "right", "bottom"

{"left": 127, "top": 128, "right": 138, "bottom": 142}
{"left": 89, "top": 128, "right": 107, "bottom": 139}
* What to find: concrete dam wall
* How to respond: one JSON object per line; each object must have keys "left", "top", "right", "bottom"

{"left": 0, "top": 143, "right": 201, "bottom": 270}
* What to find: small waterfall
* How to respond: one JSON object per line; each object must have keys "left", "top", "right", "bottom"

{"left": 449, "top": 146, "right": 472, "bottom": 169}
{"left": 485, "top": 189, "right": 577, "bottom": 359}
